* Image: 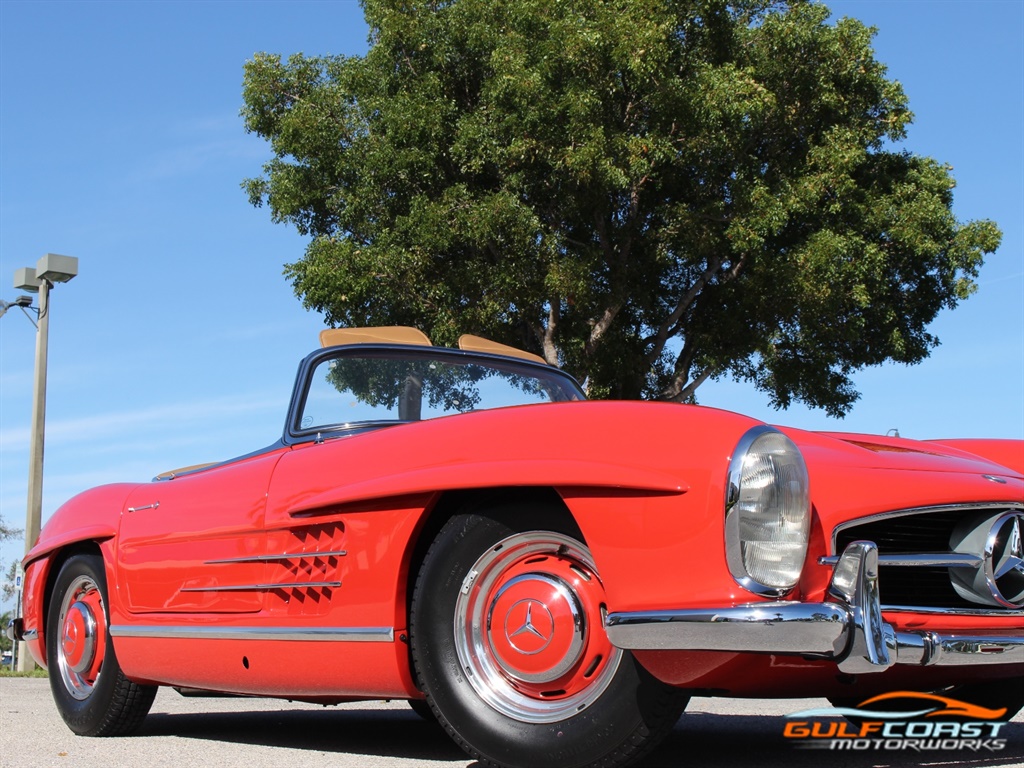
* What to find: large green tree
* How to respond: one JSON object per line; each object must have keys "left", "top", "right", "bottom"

{"left": 242, "top": 0, "right": 1000, "bottom": 414}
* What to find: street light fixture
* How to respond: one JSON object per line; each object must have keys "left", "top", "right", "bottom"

{"left": 0, "top": 296, "right": 39, "bottom": 327}
{"left": 5, "top": 252, "right": 78, "bottom": 672}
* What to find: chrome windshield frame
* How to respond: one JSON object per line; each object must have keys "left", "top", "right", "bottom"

{"left": 283, "top": 343, "right": 585, "bottom": 446}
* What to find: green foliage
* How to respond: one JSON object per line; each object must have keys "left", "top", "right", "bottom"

{"left": 1, "top": 517, "right": 22, "bottom": 606}
{"left": 0, "top": 517, "right": 20, "bottom": 543}
{"left": 0, "top": 665, "right": 48, "bottom": 678}
{"left": 0, "top": 609, "right": 11, "bottom": 654}
{"left": 242, "top": 0, "right": 1000, "bottom": 414}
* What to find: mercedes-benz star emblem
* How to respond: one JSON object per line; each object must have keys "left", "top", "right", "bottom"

{"left": 505, "top": 599, "right": 554, "bottom": 655}
{"left": 951, "top": 510, "right": 1024, "bottom": 608}
{"left": 991, "top": 513, "right": 1024, "bottom": 606}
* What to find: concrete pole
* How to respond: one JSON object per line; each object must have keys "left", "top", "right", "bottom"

{"left": 16, "top": 278, "right": 49, "bottom": 672}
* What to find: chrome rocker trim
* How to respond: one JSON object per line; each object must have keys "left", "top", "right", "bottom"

{"left": 605, "top": 541, "right": 1024, "bottom": 674}
{"left": 109, "top": 625, "right": 394, "bottom": 642}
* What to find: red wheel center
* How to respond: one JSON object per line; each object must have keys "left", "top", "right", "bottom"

{"left": 504, "top": 598, "right": 555, "bottom": 655}
{"left": 62, "top": 607, "right": 84, "bottom": 663}
{"left": 61, "top": 601, "right": 98, "bottom": 675}
{"left": 487, "top": 574, "right": 584, "bottom": 684}
{"left": 454, "top": 531, "right": 626, "bottom": 722}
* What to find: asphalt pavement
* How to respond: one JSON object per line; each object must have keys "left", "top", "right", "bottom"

{"left": 2, "top": 677, "right": 1022, "bottom": 768}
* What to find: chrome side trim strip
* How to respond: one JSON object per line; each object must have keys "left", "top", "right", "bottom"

{"left": 204, "top": 551, "right": 348, "bottom": 565}
{"left": 180, "top": 581, "right": 341, "bottom": 593}
{"left": 818, "top": 553, "right": 983, "bottom": 568}
{"left": 109, "top": 625, "right": 394, "bottom": 642}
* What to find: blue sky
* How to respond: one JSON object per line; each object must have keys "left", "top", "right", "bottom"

{"left": 1, "top": 0, "right": 1021, "bottom": 602}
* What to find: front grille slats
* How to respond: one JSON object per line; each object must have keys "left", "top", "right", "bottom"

{"left": 831, "top": 504, "right": 1022, "bottom": 613}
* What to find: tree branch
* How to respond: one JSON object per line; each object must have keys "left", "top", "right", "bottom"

{"left": 658, "top": 337, "right": 714, "bottom": 402}
{"left": 659, "top": 340, "right": 695, "bottom": 400}
{"left": 587, "top": 303, "right": 621, "bottom": 355}
{"left": 586, "top": 206, "right": 628, "bottom": 355}
{"left": 677, "top": 368, "right": 714, "bottom": 402}
{"left": 645, "top": 254, "right": 723, "bottom": 367}
{"left": 542, "top": 299, "right": 561, "bottom": 366}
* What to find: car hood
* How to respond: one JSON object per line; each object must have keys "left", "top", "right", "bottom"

{"left": 781, "top": 429, "right": 1023, "bottom": 480}
{"left": 782, "top": 430, "right": 1015, "bottom": 479}
{"left": 775, "top": 428, "right": 1022, "bottom": 532}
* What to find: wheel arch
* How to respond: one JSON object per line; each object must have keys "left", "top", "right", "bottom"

{"left": 396, "top": 478, "right": 716, "bottom": 640}
{"left": 402, "top": 486, "right": 573, "bottom": 611}
{"left": 38, "top": 539, "right": 114, "bottom": 669}
{"left": 399, "top": 487, "right": 575, "bottom": 682}
{"left": 23, "top": 483, "right": 136, "bottom": 667}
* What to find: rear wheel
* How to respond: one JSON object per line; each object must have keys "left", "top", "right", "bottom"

{"left": 46, "top": 553, "right": 156, "bottom": 736}
{"left": 410, "top": 506, "right": 686, "bottom": 768}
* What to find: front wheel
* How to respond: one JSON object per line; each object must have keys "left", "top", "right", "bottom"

{"left": 410, "top": 508, "right": 686, "bottom": 768}
{"left": 46, "top": 553, "right": 156, "bottom": 736}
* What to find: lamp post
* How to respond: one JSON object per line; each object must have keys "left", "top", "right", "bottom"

{"left": 9, "top": 253, "right": 77, "bottom": 671}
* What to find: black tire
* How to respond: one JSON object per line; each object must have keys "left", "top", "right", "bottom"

{"left": 46, "top": 553, "right": 157, "bottom": 736}
{"left": 409, "top": 506, "right": 687, "bottom": 768}
{"left": 408, "top": 698, "right": 436, "bottom": 721}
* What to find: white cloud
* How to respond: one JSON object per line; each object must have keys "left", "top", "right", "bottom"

{"left": 0, "top": 393, "right": 281, "bottom": 455}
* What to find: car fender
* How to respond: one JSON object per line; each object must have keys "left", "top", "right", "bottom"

{"left": 25, "top": 483, "right": 139, "bottom": 564}
{"left": 20, "top": 484, "right": 139, "bottom": 668}
{"left": 284, "top": 458, "right": 688, "bottom": 515}
{"left": 267, "top": 401, "right": 764, "bottom": 635}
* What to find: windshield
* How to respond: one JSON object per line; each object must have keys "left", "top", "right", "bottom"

{"left": 296, "top": 350, "right": 583, "bottom": 433}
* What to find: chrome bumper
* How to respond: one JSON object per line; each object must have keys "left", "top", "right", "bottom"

{"left": 605, "top": 541, "right": 1024, "bottom": 674}
{"left": 6, "top": 617, "right": 24, "bottom": 642}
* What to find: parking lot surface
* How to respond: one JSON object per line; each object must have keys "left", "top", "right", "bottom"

{"left": 2, "top": 677, "right": 1022, "bottom": 768}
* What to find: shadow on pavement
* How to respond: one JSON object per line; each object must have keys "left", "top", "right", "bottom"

{"left": 140, "top": 706, "right": 466, "bottom": 762}
{"left": 644, "top": 712, "right": 1024, "bottom": 768}
{"left": 139, "top": 704, "right": 1024, "bottom": 768}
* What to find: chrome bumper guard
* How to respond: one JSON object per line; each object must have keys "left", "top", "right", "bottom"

{"left": 604, "top": 541, "right": 1024, "bottom": 674}
{"left": 6, "top": 617, "right": 23, "bottom": 642}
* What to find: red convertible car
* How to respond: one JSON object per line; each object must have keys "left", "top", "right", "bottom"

{"left": 11, "top": 327, "right": 1024, "bottom": 767}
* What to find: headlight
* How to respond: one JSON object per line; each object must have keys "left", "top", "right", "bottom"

{"left": 725, "top": 426, "right": 811, "bottom": 595}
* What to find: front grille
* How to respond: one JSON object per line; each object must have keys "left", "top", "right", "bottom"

{"left": 832, "top": 504, "right": 1023, "bottom": 612}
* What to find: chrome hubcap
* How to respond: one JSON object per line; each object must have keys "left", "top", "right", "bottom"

{"left": 61, "top": 602, "right": 97, "bottom": 674}
{"left": 487, "top": 573, "right": 585, "bottom": 683}
{"left": 455, "top": 532, "right": 622, "bottom": 723}
{"left": 56, "top": 575, "right": 106, "bottom": 700}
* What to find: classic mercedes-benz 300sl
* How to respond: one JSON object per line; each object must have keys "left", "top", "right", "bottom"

{"left": 10, "top": 327, "right": 1024, "bottom": 768}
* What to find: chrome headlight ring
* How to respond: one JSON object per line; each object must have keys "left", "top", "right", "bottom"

{"left": 725, "top": 425, "right": 811, "bottom": 596}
